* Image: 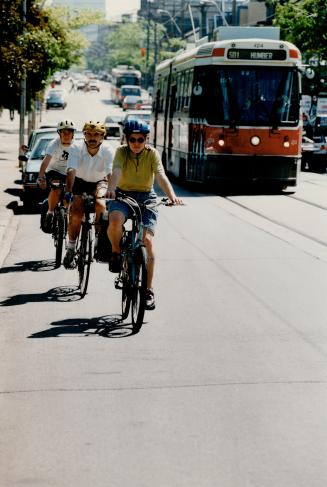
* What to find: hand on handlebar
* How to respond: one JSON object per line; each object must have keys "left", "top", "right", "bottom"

{"left": 106, "top": 189, "right": 116, "bottom": 200}
{"left": 37, "top": 176, "right": 47, "bottom": 189}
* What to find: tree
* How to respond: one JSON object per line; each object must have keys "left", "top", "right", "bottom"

{"left": 273, "top": 0, "right": 327, "bottom": 60}
{"left": 0, "top": 1, "right": 103, "bottom": 111}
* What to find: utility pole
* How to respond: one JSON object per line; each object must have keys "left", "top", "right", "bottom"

{"left": 19, "top": 0, "right": 27, "bottom": 149}
{"left": 232, "top": 0, "right": 237, "bottom": 26}
{"left": 145, "top": 0, "right": 151, "bottom": 88}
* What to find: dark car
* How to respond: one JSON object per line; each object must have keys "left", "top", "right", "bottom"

{"left": 46, "top": 91, "right": 67, "bottom": 110}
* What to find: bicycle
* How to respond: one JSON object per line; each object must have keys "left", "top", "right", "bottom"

{"left": 74, "top": 193, "right": 95, "bottom": 298}
{"left": 40, "top": 180, "right": 68, "bottom": 269}
{"left": 113, "top": 192, "right": 170, "bottom": 332}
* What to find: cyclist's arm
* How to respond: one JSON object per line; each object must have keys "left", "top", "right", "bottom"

{"left": 107, "top": 167, "right": 122, "bottom": 198}
{"left": 155, "top": 172, "right": 184, "bottom": 205}
{"left": 38, "top": 154, "right": 51, "bottom": 178}
{"left": 65, "top": 167, "right": 76, "bottom": 192}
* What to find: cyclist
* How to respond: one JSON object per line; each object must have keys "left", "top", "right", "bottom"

{"left": 37, "top": 120, "right": 76, "bottom": 233}
{"left": 107, "top": 119, "right": 183, "bottom": 311}
{"left": 63, "top": 120, "right": 114, "bottom": 269}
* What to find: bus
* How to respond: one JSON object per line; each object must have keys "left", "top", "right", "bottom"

{"left": 152, "top": 34, "right": 302, "bottom": 189}
{"left": 111, "top": 65, "right": 141, "bottom": 105}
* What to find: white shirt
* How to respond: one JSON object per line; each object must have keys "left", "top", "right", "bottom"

{"left": 46, "top": 138, "right": 75, "bottom": 175}
{"left": 68, "top": 141, "right": 114, "bottom": 182}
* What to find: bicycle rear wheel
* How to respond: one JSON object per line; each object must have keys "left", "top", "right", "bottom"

{"left": 131, "top": 246, "right": 147, "bottom": 331}
{"left": 77, "top": 226, "right": 92, "bottom": 297}
{"left": 54, "top": 207, "right": 66, "bottom": 268}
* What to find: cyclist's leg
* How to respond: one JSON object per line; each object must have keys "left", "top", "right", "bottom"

{"left": 67, "top": 195, "right": 84, "bottom": 242}
{"left": 107, "top": 199, "right": 130, "bottom": 254}
{"left": 143, "top": 229, "right": 155, "bottom": 290}
{"left": 94, "top": 180, "right": 107, "bottom": 234}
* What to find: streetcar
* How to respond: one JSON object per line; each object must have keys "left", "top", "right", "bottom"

{"left": 152, "top": 32, "right": 303, "bottom": 189}
{"left": 111, "top": 65, "right": 141, "bottom": 105}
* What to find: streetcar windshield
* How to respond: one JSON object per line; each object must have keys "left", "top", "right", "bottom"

{"left": 190, "top": 66, "right": 300, "bottom": 127}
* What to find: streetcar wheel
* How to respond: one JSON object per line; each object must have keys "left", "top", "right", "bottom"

{"left": 54, "top": 208, "right": 66, "bottom": 268}
{"left": 78, "top": 228, "right": 92, "bottom": 297}
{"left": 131, "top": 246, "right": 147, "bottom": 331}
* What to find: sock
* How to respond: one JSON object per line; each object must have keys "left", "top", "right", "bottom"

{"left": 67, "top": 240, "right": 76, "bottom": 250}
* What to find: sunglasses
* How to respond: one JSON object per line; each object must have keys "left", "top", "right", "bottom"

{"left": 129, "top": 137, "right": 145, "bottom": 143}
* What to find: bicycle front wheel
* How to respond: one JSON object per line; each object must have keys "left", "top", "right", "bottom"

{"left": 54, "top": 207, "right": 66, "bottom": 268}
{"left": 77, "top": 226, "right": 92, "bottom": 297}
{"left": 131, "top": 246, "right": 147, "bottom": 330}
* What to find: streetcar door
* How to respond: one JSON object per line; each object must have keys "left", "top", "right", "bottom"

{"left": 168, "top": 84, "right": 177, "bottom": 164}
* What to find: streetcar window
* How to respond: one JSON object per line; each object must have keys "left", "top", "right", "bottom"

{"left": 190, "top": 66, "right": 300, "bottom": 127}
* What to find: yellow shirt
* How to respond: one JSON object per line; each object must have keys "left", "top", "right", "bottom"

{"left": 113, "top": 145, "right": 165, "bottom": 192}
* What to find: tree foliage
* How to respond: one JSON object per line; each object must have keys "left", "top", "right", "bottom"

{"left": 272, "top": 0, "right": 327, "bottom": 60}
{"left": 0, "top": 1, "right": 102, "bottom": 111}
{"left": 86, "top": 20, "right": 186, "bottom": 84}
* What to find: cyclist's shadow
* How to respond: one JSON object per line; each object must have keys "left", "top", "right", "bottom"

{"left": 0, "top": 259, "right": 56, "bottom": 274}
{"left": 28, "top": 315, "right": 136, "bottom": 338}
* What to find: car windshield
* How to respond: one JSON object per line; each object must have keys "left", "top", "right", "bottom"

{"left": 30, "top": 139, "right": 51, "bottom": 159}
{"left": 190, "top": 65, "right": 300, "bottom": 127}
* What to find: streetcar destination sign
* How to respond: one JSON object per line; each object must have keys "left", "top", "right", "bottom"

{"left": 227, "top": 49, "right": 287, "bottom": 61}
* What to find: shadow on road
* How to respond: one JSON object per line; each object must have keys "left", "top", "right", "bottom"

{"left": 0, "top": 259, "right": 56, "bottom": 274}
{"left": 0, "top": 285, "right": 80, "bottom": 306}
{"left": 28, "top": 315, "right": 136, "bottom": 339}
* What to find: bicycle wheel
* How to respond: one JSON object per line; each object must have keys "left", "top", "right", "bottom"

{"left": 77, "top": 226, "right": 92, "bottom": 297}
{"left": 131, "top": 246, "right": 147, "bottom": 330}
{"left": 54, "top": 207, "right": 66, "bottom": 268}
{"left": 121, "top": 258, "right": 132, "bottom": 320}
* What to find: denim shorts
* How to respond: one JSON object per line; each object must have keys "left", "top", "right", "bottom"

{"left": 108, "top": 189, "right": 158, "bottom": 235}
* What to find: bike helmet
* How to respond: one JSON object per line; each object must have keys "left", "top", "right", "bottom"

{"left": 83, "top": 120, "right": 106, "bottom": 135}
{"left": 57, "top": 120, "right": 76, "bottom": 132}
{"left": 123, "top": 119, "right": 150, "bottom": 136}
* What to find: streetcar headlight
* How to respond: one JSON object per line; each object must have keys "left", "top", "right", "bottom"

{"left": 218, "top": 135, "right": 225, "bottom": 147}
{"left": 250, "top": 136, "right": 261, "bottom": 146}
{"left": 283, "top": 136, "right": 290, "bottom": 148}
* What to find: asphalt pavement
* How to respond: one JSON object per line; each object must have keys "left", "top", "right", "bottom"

{"left": 0, "top": 109, "right": 25, "bottom": 267}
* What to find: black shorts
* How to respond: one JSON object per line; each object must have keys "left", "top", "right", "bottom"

{"left": 46, "top": 170, "right": 66, "bottom": 183}
{"left": 72, "top": 176, "right": 107, "bottom": 196}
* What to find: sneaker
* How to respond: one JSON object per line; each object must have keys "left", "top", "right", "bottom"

{"left": 63, "top": 248, "right": 75, "bottom": 269}
{"left": 145, "top": 289, "right": 155, "bottom": 310}
{"left": 108, "top": 252, "right": 121, "bottom": 273}
{"left": 43, "top": 213, "right": 53, "bottom": 234}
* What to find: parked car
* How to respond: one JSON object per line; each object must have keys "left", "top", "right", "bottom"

{"left": 104, "top": 115, "right": 122, "bottom": 139}
{"left": 118, "top": 85, "right": 142, "bottom": 106}
{"left": 27, "top": 127, "right": 58, "bottom": 154}
{"left": 122, "top": 95, "right": 143, "bottom": 111}
{"left": 46, "top": 91, "right": 67, "bottom": 109}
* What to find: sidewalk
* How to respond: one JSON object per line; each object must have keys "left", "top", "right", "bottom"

{"left": 0, "top": 110, "right": 24, "bottom": 267}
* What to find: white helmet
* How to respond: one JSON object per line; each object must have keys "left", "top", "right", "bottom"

{"left": 57, "top": 120, "right": 76, "bottom": 132}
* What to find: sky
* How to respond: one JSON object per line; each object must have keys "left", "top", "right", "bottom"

{"left": 107, "top": 0, "right": 141, "bottom": 20}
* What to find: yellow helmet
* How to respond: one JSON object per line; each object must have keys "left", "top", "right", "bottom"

{"left": 83, "top": 120, "right": 106, "bottom": 135}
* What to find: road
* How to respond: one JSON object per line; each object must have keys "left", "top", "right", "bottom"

{"left": 1, "top": 80, "right": 327, "bottom": 487}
